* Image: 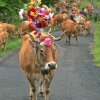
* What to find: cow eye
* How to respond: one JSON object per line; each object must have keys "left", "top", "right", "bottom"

{"left": 40, "top": 48, "right": 44, "bottom": 55}
{"left": 53, "top": 48, "right": 56, "bottom": 53}
{"left": 54, "top": 48, "right": 56, "bottom": 51}
{"left": 40, "top": 49, "right": 44, "bottom": 53}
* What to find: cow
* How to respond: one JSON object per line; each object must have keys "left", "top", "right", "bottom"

{"left": 87, "top": 3, "right": 94, "bottom": 16}
{"left": 18, "top": 21, "right": 31, "bottom": 36}
{"left": 84, "top": 4, "right": 94, "bottom": 17}
{"left": 19, "top": 31, "right": 65, "bottom": 100}
{"left": 0, "top": 28, "right": 4, "bottom": 33}
{"left": 0, "top": 31, "right": 8, "bottom": 50}
{"left": 79, "top": 14, "right": 87, "bottom": 22}
{"left": 84, "top": 20, "right": 92, "bottom": 35}
{"left": 0, "top": 23, "right": 16, "bottom": 38}
{"left": 0, "top": 24, "right": 6, "bottom": 32}
{"left": 50, "top": 13, "right": 68, "bottom": 30}
{"left": 72, "top": 2, "right": 80, "bottom": 8}
{"left": 61, "top": 19, "right": 82, "bottom": 45}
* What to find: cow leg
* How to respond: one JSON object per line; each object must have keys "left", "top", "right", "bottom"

{"left": 38, "top": 77, "right": 44, "bottom": 97}
{"left": 54, "top": 22, "right": 58, "bottom": 31}
{"left": 27, "top": 76, "right": 37, "bottom": 100}
{"left": 44, "top": 79, "right": 51, "bottom": 100}
{"left": 10, "top": 32, "right": 12, "bottom": 38}
{"left": 75, "top": 35, "right": 79, "bottom": 46}
{"left": 11, "top": 32, "right": 14, "bottom": 39}
{"left": 87, "top": 30, "right": 91, "bottom": 35}
{"left": 68, "top": 35, "right": 71, "bottom": 45}
{"left": 44, "top": 75, "right": 53, "bottom": 100}
{"left": 65, "top": 34, "right": 68, "bottom": 43}
{"left": 29, "top": 85, "right": 33, "bottom": 97}
{"left": 2, "top": 41, "right": 7, "bottom": 50}
{"left": 3, "top": 42, "right": 6, "bottom": 50}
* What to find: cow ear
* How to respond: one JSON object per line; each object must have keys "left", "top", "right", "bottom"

{"left": 23, "top": 35, "right": 30, "bottom": 41}
{"left": 29, "top": 40, "right": 33, "bottom": 46}
{"left": 29, "top": 40, "right": 38, "bottom": 48}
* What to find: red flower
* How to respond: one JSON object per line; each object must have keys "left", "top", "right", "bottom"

{"left": 41, "top": 21, "right": 46, "bottom": 28}
{"left": 33, "top": 31, "right": 38, "bottom": 35}
{"left": 29, "top": 26, "right": 34, "bottom": 31}
{"left": 28, "top": 8, "right": 36, "bottom": 18}
{"left": 40, "top": 36, "right": 45, "bottom": 41}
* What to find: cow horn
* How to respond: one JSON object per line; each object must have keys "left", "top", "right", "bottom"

{"left": 49, "top": 30, "right": 67, "bottom": 41}
{"left": 48, "top": 28, "right": 52, "bottom": 34}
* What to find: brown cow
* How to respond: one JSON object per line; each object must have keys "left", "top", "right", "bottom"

{"left": 19, "top": 32, "right": 64, "bottom": 100}
{"left": 85, "top": 20, "right": 92, "bottom": 35}
{"left": 18, "top": 21, "right": 31, "bottom": 36}
{"left": 61, "top": 19, "right": 82, "bottom": 45}
{"left": 50, "top": 13, "right": 68, "bottom": 30}
{"left": 0, "top": 24, "right": 6, "bottom": 32}
{"left": 84, "top": 4, "right": 94, "bottom": 17}
{"left": 1, "top": 23, "right": 16, "bottom": 38}
{"left": 0, "top": 31, "right": 8, "bottom": 49}
{"left": 72, "top": 2, "right": 80, "bottom": 9}
{"left": 87, "top": 3, "right": 94, "bottom": 16}
{"left": 0, "top": 28, "right": 4, "bottom": 33}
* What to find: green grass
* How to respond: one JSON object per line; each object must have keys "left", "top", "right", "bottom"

{"left": 81, "top": 1, "right": 100, "bottom": 67}
{"left": 93, "top": 21, "right": 100, "bottom": 67}
{"left": 81, "top": 1, "right": 100, "bottom": 9}
{"left": 0, "top": 36, "right": 21, "bottom": 57}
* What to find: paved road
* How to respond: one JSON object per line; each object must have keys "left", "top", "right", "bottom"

{"left": 0, "top": 28, "right": 100, "bottom": 100}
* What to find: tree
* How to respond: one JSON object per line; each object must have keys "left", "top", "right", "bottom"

{"left": 0, "top": 0, "right": 59, "bottom": 23}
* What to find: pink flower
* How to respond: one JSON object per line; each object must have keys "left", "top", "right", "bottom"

{"left": 43, "top": 38, "right": 52, "bottom": 46}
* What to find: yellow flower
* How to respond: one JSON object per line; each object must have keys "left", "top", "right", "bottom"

{"left": 30, "top": 12, "right": 38, "bottom": 17}
{"left": 48, "top": 8, "right": 52, "bottom": 12}
{"left": 38, "top": 0, "right": 41, "bottom": 4}
{"left": 28, "top": 1, "right": 35, "bottom": 6}
{"left": 23, "top": 10, "right": 28, "bottom": 14}
{"left": 35, "top": 6, "right": 39, "bottom": 10}
{"left": 30, "top": 12, "right": 35, "bottom": 16}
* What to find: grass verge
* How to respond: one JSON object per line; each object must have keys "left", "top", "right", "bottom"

{"left": 93, "top": 21, "right": 100, "bottom": 67}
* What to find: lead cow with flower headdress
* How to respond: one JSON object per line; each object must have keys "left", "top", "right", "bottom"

{"left": 19, "top": 30, "right": 65, "bottom": 100}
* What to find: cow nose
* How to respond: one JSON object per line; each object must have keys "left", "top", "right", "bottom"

{"left": 48, "top": 62, "right": 57, "bottom": 69}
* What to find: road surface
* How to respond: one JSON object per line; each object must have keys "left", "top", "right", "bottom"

{"left": 0, "top": 26, "right": 100, "bottom": 100}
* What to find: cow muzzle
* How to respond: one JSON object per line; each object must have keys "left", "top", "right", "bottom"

{"left": 45, "top": 62, "right": 57, "bottom": 70}
{"left": 41, "top": 62, "right": 57, "bottom": 75}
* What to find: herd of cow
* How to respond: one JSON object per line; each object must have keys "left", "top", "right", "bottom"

{"left": 0, "top": 1, "right": 93, "bottom": 100}
{"left": 19, "top": 12, "right": 92, "bottom": 100}
{"left": 0, "top": 22, "right": 16, "bottom": 49}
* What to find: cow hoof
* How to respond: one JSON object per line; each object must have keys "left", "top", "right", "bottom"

{"left": 29, "top": 95, "right": 32, "bottom": 100}
{"left": 65, "top": 41, "right": 68, "bottom": 43}
{"left": 29, "top": 96, "right": 37, "bottom": 100}
{"left": 38, "top": 92, "right": 44, "bottom": 97}
{"left": 76, "top": 43, "right": 79, "bottom": 46}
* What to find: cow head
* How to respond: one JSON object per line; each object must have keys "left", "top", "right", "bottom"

{"left": 28, "top": 32, "right": 63, "bottom": 75}
{"left": 74, "top": 23, "right": 85, "bottom": 36}
{"left": 38, "top": 40, "right": 57, "bottom": 75}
